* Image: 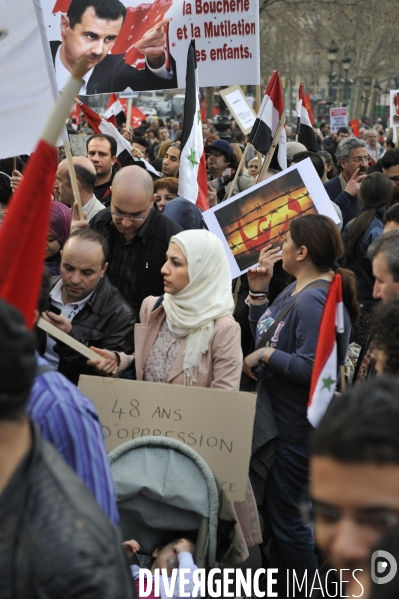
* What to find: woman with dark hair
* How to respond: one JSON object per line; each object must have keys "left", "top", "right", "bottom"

{"left": 342, "top": 172, "right": 394, "bottom": 346}
{"left": 153, "top": 177, "right": 179, "bottom": 210}
{"left": 243, "top": 214, "right": 358, "bottom": 597}
{"left": 45, "top": 202, "right": 73, "bottom": 276}
{"left": 318, "top": 150, "right": 337, "bottom": 181}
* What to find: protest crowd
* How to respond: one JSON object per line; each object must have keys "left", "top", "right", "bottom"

{"left": 4, "top": 1, "right": 399, "bottom": 599}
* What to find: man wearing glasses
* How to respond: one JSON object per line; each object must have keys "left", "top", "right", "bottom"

{"left": 324, "top": 137, "right": 369, "bottom": 228}
{"left": 76, "top": 165, "right": 182, "bottom": 314}
{"left": 381, "top": 149, "right": 399, "bottom": 202}
{"left": 308, "top": 377, "right": 399, "bottom": 598}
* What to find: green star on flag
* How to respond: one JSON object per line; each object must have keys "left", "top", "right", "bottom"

{"left": 321, "top": 375, "right": 336, "bottom": 391}
{"left": 187, "top": 149, "right": 199, "bottom": 167}
{"left": 197, "top": 109, "right": 201, "bottom": 125}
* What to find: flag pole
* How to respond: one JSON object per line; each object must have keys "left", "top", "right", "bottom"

{"left": 226, "top": 143, "right": 250, "bottom": 200}
{"left": 340, "top": 365, "right": 346, "bottom": 392}
{"left": 258, "top": 110, "right": 286, "bottom": 182}
{"left": 126, "top": 98, "right": 133, "bottom": 133}
{"left": 64, "top": 141, "right": 84, "bottom": 221}
{"left": 255, "top": 86, "right": 263, "bottom": 171}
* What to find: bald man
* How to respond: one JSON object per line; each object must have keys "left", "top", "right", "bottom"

{"left": 55, "top": 156, "right": 105, "bottom": 221}
{"left": 73, "top": 166, "right": 183, "bottom": 311}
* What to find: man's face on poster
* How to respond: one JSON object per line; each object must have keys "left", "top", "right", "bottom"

{"left": 60, "top": 6, "right": 123, "bottom": 73}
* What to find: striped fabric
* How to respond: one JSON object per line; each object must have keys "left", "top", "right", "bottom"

{"left": 27, "top": 356, "right": 119, "bottom": 527}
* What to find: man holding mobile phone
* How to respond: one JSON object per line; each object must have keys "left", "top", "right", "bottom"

{"left": 41, "top": 227, "right": 134, "bottom": 385}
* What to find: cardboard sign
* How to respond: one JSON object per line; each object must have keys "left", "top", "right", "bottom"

{"left": 40, "top": 0, "right": 260, "bottom": 93}
{"left": 78, "top": 376, "right": 256, "bottom": 501}
{"left": 329, "top": 107, "right": 348, "bottom": 132}
{"left": 203, "top": 158, "right": 340, "bottom": 278}
{"left": 68, "top": 134, "right": 91, "bottom": 156}
{"left": 220, "top": 86, "right": 256, "bottom": 134}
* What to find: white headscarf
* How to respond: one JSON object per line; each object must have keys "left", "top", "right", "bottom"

{"left": 163, "top": 230, "right": 234, "bottom": 384}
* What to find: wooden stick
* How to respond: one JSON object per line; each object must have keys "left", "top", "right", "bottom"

{"left": 256, "top": 85, "right": 261, "bottom": 114}
{"left": 41, "top": 57, "right": 88, "bottom": 146}
{"left": 340, "top": 364, "right": 346, "bottom": 393}
{"left": 126, "top": 98, "right": 133, "bottom": 133}
{"left": 226, "top": 143, "right": 250, "bottom": 200}
{"left": 38, "top": 317, "right": 103, "bottom": 362}
{"left": 256, "top": 150, "right": 263, "bottom": 172}
{"left": 258, "top": 111, "right": 286, "bottom": 182}
{"left": 13, "top": 156, "right": 16, "bottom": 172}
{"left": 64, "top": 140, "right": 84, "bottom": 221}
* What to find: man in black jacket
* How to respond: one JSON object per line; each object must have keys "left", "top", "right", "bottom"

{"left": 75, "top": 165, "right": 183, "bottom": 315}
{"left": 41, "top": 228, "right": 134, "bottom": 384}
{"left": 0, "top": 299, "right": 135, "bottom": 598}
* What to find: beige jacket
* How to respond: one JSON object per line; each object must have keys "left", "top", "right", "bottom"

{"left": 134, "top": 296, "right": 243, "bottom": 390}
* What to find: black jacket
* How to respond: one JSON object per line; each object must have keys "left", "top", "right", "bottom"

{"left": 0, "top": 424, "right": 135, "bottom": 599}
{"left": 90, "top": 207, "right": 183, "bottom": 315}
{"left": 52, "top": 275, "right": 135, "bottom": 385}
{"left": 324, "top": 175, "right": 360, "bottom": 227}
{"left": 50, "top": 41, "right": 177, "bottom": 94}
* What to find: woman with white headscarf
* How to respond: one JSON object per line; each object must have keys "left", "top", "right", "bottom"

{"left": 89, "top": 231, "right": 261, "bottom": 559}
{"left": 89, "top": 229, "right": 242, "bottom": 389}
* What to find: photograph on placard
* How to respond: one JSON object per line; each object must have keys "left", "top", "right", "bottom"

{"left": 203, "top": 159, "right": 340, "bottom": 277}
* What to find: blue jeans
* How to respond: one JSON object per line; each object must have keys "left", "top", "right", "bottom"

{"left": 262, "top": 439, "right": 318, "bottom": 598}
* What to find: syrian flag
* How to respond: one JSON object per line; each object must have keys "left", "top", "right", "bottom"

{"left": 178, "top": 40, "right": 208, "bottom": 211}
{"left": 79, "top": 102, "right": 161, "bottom": 179}
{"left": 104, "top": 93, "right": 126, "bottom": 129}
{"left": 297, "top": 84, "right": 319, "bottom": 152}
{"left": 247, "top": 71, "right": 287, "bottom": 171}
{"left": 308, "top": 274, "right": 346, "bottom": 427}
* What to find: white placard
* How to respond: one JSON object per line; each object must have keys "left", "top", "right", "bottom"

{"left": 220, "top": 86, "right": 256, "bottom": 134}
{"left": 329, "top": 107, "right": 348, "bottom": 132}
{"left": 203, "top": 158, "right": 340, "bottom": 278}
{"left": 39, "top": 0, "right": 260, "bottom": 93}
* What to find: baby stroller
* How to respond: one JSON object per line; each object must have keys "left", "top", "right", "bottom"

{"left": 109, "top": 436, "right": 221, "bottom": 570}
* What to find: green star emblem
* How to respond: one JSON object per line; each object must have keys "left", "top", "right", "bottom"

{"left": 321, "top": 375, "right": 336, "bottom": 391}
{"left": 197, "top": 109, "right": 201, "bottom": 125}
{"left": 187, "top": 149, "right": 199, "bottom": 167}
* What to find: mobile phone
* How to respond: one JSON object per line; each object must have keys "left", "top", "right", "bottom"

{"left": 47, "top": 303, "right": 61, "bottom": 316}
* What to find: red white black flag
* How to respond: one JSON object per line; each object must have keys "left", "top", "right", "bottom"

{"left": 297, "top": 83, "right": 319, "bottom": 152}
{"left": 247, "top": 71, "right": 287, "bottom": 171}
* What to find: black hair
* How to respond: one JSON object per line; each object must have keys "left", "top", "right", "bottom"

{"left": 381, "top": 148, "right": 399, "bottom": 170}
{"left": 0, "top": 157, "right": 25, "bottom": 176}
{"left": 289, "top": 214, "right": 359, "bottom": 323}
{"left": 384, "top": 203, "right": 399, "bottom": 225}
{"left": 372, "top": 298, "right": 399, "bottom": 374}
{"left": 337, "top": 127, "right": 349, "bottom": 135}
{"left": 343, "top": 172, "right": 394, "bottom": 264}
{"left": 65, "top": 228, "right": 109, "bottom": 265}
{"left": 67, "top": 0, "right": 126, "bottom": 28}
{"left": 311, "top": 376, "right": 399, "bottom": 464}
{"left": 291, "top": 151, "right": 325, "bottom": 179}
{"left": 0, "top": 173, "right": 12, "bottom": 206}
{"left": 235, "top": 131, "right": 245, "bottom": 144}
{"left": 318, "top": 150, "right": 337, "bottom": 180}
{"left": 132, "top": 136, "right": 149, "bottom": 150}
{"left": 87, "top": 134, "right": 117, "bottom": 158}
{"left": 153, "top": 530, "right": 198, "bottom": 553}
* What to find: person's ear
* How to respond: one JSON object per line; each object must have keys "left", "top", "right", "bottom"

{"left": 101, "top": 261, "right": 109, "bottom": 276}
{"left": 338, "top": 158, "right": 346, "bottom": 170}
{"left": 296, "top": 245, "right": 308, "bottom": 262}
{"left": 60, "top": 15, "right": 70, "bottom": 38}
{"left": 111, "top": 155, "right": 117, "bottom": 166}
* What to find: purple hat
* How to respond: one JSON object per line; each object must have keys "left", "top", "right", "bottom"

{"left": 49, "top": 202, "right": 72, "bottom": 248}
{"left": 204, "top": 139, "right": 234, "bottom": 159}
